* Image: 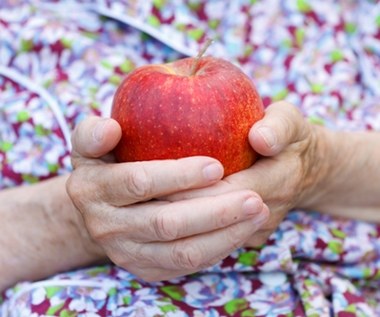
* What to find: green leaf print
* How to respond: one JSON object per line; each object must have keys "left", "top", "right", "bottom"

{"left": 161, "top": 285, "right": 185, "bottom": 301}
{"left": 130, "top": 280, "right": 142, "bottom": 289}
{"left": 208, "top": 19, "right": 220, "bottom": 30}
{"left": 17, "top": 110, "right": 30, "bottom": 122}
{"left": 60, "top": 310, "right": 77, "bottom": 317}
{"left": 120, "top": 59, "right": 134, "bottom": 73}
{"left": 295, "top": 28, "right": 305, "bottom": 47}
{"left": 123, "top": 295, "right": 131, "bottom": 305}
{"left": 346, "top": 304, "right": 356, "bottom": 313}
{"left": 101, "top": 60, "right": 113, "bottom": 69}
{"left": 108, "top": 287, "right": 117, "bottom": 296}
{"left": 61, "top": 37, "right": 73, "bottom": 49}
{"left": 109, "top": 74, "right": 122, "bottom": 85}
{"left": 376, "top": 15, "right": 380, "bottom": 27}
{"left": 310, "top": 83, "right": 324, "bottom": 94}
{"left": 328, "top": 240, "right": 343, "bottom": 254}
{"left": 46, "top": 302, "right": 64, "bottom": 315}
{"left": 308, "top": 115, "right": 325, "bottom": 125}
{"left": 331, "top": 228, "right": 346, "bottom": 239}
{"left": 47, "top": 163, "right": 59, "bottom": 173}
{"left": 238, "top": 251, "right": 258, "bottom": 266}
{"left": 224, "top": 298, "right": 249, "bottom": 316}
{"left": 330, "top": 49, "right": 344, "bottom": 62}
{"left": 297, "top": 0, "right": 312, "bottom": 13}
{"left": 0, "top": 141, "right": 13, "bottom": 152}
{"left": 345, "top": 22, "right": 357, "bottom": 34}
{"left": 35, "top": 124, "right": 50, "bottom": 136}
{"left": 87, "top": 266, "right": 109, "bottom": 276}
{"left": 242, "top": 308, "right": 257, "bottom": 316}
{"left": 273, "top": 88, "right": 289, "bottom": 101}
{"left": 148, "top": 15, "right": 161, "bottom": 27}
{"left": 20, "top": 39, "right": 33, "bottom": 52}
{"left": 22, "top": 174, "right": 39, "bottom": 184}
{"left": 160, "top": 304, "right": 178, "bottom": 313}
{"left": 45, "top": 286, "right": 63, "bottom": 299}
{"left": 153, "top": 0, "right": 166, "bottom": 10}
{"left": 188, "top": 28, "right": 204, "bottom": 41}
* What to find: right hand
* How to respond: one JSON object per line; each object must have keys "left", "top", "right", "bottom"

{"left": 66, "top": 116, "right": 269, "bottom": 282}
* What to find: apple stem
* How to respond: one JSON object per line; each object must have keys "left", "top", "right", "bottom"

{"left": 190, "top": 38, "right": 213, "bottom": 76}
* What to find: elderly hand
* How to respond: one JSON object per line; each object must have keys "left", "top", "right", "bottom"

{"left": 66, "top": 116, "right": 269, "bottom": 281}
{"left": 165, "top": 102, "right": 327, "bottom": 247}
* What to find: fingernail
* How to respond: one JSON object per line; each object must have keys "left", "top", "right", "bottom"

{"left": 257, "top": 127, "right": 276, "bottom": 149}
{"left": 253, "top": 209, "right": 269, "bottom": 226}
{"left": 203, "top": 163, "right": 224, "bottom": 182}
{"left": 93, "top": 119, "right": 107, "bottom": 143}
{"left": 242, "top": 197, "right": 262, "bottom": 216}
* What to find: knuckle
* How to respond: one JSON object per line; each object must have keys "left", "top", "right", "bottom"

{"left": 110, "top": 247, "right": 166, "bottom": 282}
{"left": 215, "top": 206, "right": 232, "bottom": 228}
{"left": 80, "top": 206, "right": 119, "bottom": 243}
{"left": 279, "top": 113, "right": 294, "bottom": 137}
{"left": 70, "top": 119, "right": 88, "bottom": 153}
{"left": 225, "top": 225, "right": 245, "bottom": 250}
{"left": 123, "top": 165, "right": 153, "bottom": 199}
{"left": 108, "top": 243, "right": 137, "bottom": 269}
{"left": 245, "top": 230, "right": 272, "bottom": 247}
{"left": 109, "top": 252, "right": 129, "bottom": 271}
{"left": 85, "top": 216, "right": 111, "bottom": 242}
{"left": 284, "top": 103, "right": 308, "bottom": 140}
{"left": 66, "top": 171, "right": 87, "bottom": 209}
{"left": 150, "top": 210, "right": 180, "bottom": 241}
{"left": 66, "top": 167, "right": 101, "bottom": 209}
{"left": 65, "top": 174, "right": 78, "bottom": 199}
{"left": 171, "top": 242, "right": 203, "bottom": 270}
{"left": 173, "top": 167, "right": 193, "bottom": 189}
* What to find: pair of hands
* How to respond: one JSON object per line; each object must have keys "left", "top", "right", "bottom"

{"left": 66, "top": 102, "right": 322, "bottom": 282}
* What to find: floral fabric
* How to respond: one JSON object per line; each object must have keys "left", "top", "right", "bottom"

{"left": 1, "top": 0, "right": 380, "bottom": 316}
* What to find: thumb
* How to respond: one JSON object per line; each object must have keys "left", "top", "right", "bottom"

{"left": 249, "top": 101, "right": 309, "bottom": 156}
{"left": 71, "top": 116, "right": 122, "bottom": 164}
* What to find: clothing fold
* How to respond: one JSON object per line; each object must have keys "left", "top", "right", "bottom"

{"left": 1, "top": 0, "right": 379, "bottom": 316}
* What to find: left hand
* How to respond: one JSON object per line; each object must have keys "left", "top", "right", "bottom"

{"left": 67, "top": 116, "right": 270, "bottom": 281}
{"left": 165, "top": 101, "right": 326, "bottom": 247}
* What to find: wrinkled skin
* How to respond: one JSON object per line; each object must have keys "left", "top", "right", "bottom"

{"left": 166, "top": 101, "right": 325, "bottom": 247}
{"left": 66, "top": 101, "right": 325, "bottom": 281}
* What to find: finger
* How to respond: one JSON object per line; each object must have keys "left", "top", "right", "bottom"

{"left": 68, "top": 156, "right": 224, "bottom": 207}
{"left": 111, "top": 190, "right": 264, "bottom": 242}
{"left": 163, "top": 178, "right": 238, "bottom": 202}
{"left": 244, "top": 229, "right": 274, "bottom": 248}
{"left": 71, "top": 116, "right": 122, "bottom": 167}
{"left": 164, "top": 154, "right": 297, "bottom": 205}
{"left": 138, "top": 204, "right": 270, "bottom": 273}
{"left": 249, "top": 101, "right": 310, "bottom": 156}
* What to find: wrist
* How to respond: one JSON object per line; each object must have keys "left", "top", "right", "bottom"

{"left": 301, "top": 129, "right": 380, "bottom": 220}
{"left": 296, "top": 124, "right": 335, "bottom": 210}
{"left": 47, "top": 175, "right": 107, "bottom": 264}
{"left": 297, "top": 126, "right": 378, "bottom": 215}
{"left": 0, "top": 175, "right": 107, "bottom": 291}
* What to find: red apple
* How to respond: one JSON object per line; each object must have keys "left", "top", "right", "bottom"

{"left": 111, "top": 55, "right": 264, "bottom": 177}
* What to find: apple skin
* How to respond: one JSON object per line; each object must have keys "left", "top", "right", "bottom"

{"left": 111, "top": 56, "right": 264, "bottom": 177}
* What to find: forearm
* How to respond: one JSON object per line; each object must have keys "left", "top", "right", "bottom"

{"left": 302, "top": 127, "right": 380, "bottom": 222}
{"left": 0, "top": 175, "right": 106, "bottom": 292}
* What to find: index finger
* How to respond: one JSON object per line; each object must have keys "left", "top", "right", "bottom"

{"left": 67, "top": 156, "right": 225, "bottom": 207}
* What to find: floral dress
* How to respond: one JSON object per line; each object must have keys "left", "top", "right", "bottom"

{"left": 1, "top": 0, "right": 380, "bottom": 316}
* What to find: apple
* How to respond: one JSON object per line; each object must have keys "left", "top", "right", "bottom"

{"left": 111, "top": 51, "right": 264, "bottom": 177}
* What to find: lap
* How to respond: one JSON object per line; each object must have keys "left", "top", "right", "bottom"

{"left": 3, "top": 211, "right": 380, "bottom": 317}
